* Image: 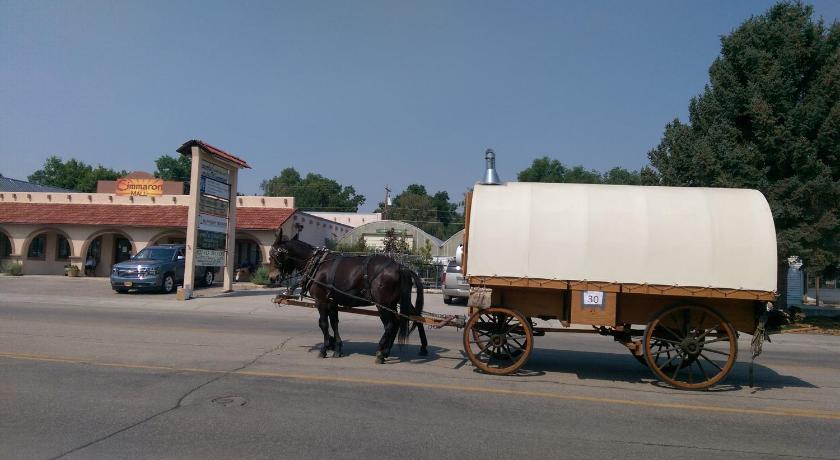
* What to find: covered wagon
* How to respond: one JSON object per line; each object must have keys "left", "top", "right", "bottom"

{"left": 462, "top": 181, "right": 777, "bottom": 389}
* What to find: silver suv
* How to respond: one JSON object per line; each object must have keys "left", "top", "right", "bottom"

{"left": 441, "top": 260, "right": 469, "bottom": 304}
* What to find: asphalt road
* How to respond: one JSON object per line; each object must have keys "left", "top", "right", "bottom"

{"left": 1, "top": 276, "right": 839, "bottom": 459}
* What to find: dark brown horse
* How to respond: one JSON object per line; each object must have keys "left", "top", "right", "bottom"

{"left": 269, "top": 230, "right": 428, "bottom": 363}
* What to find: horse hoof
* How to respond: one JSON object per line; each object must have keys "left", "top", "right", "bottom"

{"left": 418, "top": 349, "right": 429, "bottom": 357}
{"left": 332, "top": 351, "right": 342, "bottom": 358}
{"left": 319, "top": 351, "right": 327, "bottom": 358}
{"left": 375, "top": 356, "right": 385, "bottom": 364}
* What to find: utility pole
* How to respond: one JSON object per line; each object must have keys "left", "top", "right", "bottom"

{"left": 383, "top": 185, "right": 391, "bottom": 220}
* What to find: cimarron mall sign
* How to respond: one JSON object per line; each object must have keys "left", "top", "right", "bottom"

{"left": 96, "top": 171, "right": 184, "bottom": 196}
{"left": 116, "top": 178, "right": 164, "bottom": 196}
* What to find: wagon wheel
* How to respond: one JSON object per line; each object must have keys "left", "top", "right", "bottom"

{"left": 643, "top": 304, "right": 737, "bottom": 390}
{"left": 463, "top": 307, "right": 533, "bottom": 375}
{"left": 634, "top": 325, "right": 701, "bottom": 371}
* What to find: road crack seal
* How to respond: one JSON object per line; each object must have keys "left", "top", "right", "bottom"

{"left": 49, "top": 343, "right": 284, "bottom": 460}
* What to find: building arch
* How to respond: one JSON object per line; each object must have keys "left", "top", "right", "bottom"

{"left": 80, "top": 229, "right": 137, "bottom": 277}
{"left": 0, "top": 226, "right": 13, "bottom": 259}
{"left": 22, "top": 227, "right": 75, "bottom": 259}
{"left": 148, "top": 229, "right": 187, "bottom": 246}
{"left": 233, "top": 231, "right": 267, "bottom": 268}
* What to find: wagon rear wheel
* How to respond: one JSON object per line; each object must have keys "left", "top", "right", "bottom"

{"left": 463, "top": 307, "right": 533, "bottom": 375}
{"left": 643, "top": 304, "right": 737, "bottom": 390}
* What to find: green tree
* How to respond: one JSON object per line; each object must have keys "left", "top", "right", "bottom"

{"left": 517, "top": 157, "right": 567, "bottom": 182}
{"left": 646, "top": 2, "right": 839, "bottom": 272}
{"left": 154, "top": 154, "right": 192, "bottom": 194}
{"left": 154, "top": 154, "right": 191, "bottom": 181}
{"left": 260, "top": 168, "right": 366, "bottom": 211}
{"left": 377, "top": 184, "right": 464, "bottom": 240}
{"left": 382, "top": 228, "right": 400, "bottom": 254}
{"left": 28, "top": 156, "right": 126, "bottom": 192}
{"left": 517, "top": 157, "right": 644, "bottom": 185}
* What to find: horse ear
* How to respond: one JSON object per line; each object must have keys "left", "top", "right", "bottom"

{"left": 292, "top": 232, "right": 299, "bottom": 241}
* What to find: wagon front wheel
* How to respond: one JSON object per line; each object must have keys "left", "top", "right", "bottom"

{"left": 463, "top": 307, "right": 533, "bottom": 375}
{"left": 643, "top": 304, "right": 737, "bottom": 390}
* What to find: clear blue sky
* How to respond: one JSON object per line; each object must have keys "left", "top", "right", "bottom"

{"left": 2, "top": 1, "right": 838, "bottom": 211}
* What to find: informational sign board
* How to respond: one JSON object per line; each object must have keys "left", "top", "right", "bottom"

{"left": 201, "top": 162, "right": 230, "bottom": 183}
{"left": 197, "top": 230, "right": 226, "bottom": 250}
{"left": 201, "top": 176, "right": 230, "bottom": 200}
{"left": 199, "top": 195, "right": 228, "bottom": 217}
{"left": 198, "top": 213, "right": 228, "bottom": 234}
{"left": 116, "top": 178, "right": 164, "bottom": 196}
{"left": 177, "top": 139, "right": 248, "bottom": 300}
{"left": 195, "top": 248, "right": 226, "bottom": 267}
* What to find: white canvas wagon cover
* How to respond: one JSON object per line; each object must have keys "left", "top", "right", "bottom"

{"left": 466, "top": 182, "right": 777, "bottom": 293}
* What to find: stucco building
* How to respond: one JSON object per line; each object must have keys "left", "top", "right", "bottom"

{"left": 0, "top": 188, "right": 351, "bottom": 276}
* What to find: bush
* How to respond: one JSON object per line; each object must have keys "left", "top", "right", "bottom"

{"left": 7, "top": 262, "right": 23, "bottom": 276}
{"left": 251, "top": 265, "right": 271, "bottom": 286}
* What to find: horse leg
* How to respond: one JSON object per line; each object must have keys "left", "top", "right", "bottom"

{"left": 376, "top": 313, "right": 397, "bottom": 364}
{"left": 317, "top": 302, "right": 330, "bottom": 358}
{"left": 417, "top": 323, "right": 428, "bottom": 356}
{"left": 328, "top": 305, "right": 342, "bottom": 358}
{"left": 383, "top": 309, "right": 402, "bottom": 359}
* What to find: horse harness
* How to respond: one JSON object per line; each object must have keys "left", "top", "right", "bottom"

{"left": 298, "top": 249, "right": 388, "bottom": 304}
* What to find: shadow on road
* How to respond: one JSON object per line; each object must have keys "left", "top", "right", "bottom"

{"left": 482, "top": 347, "right": 818, "bottom": 391}
{"left": 304, "top": 340, "right": 449, "bottom": 364}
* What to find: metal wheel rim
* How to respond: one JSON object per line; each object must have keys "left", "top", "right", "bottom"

{"left": 164, "top": 276, "right": 174, "bottom": 292}
{"left": 205, "top": 271, "right": 213, "bottom": 285}
{"left": 644, "top": 304, "right": 737, "bottom": 390}
{"left": 463, "top": 307, "right": 533, "bottom": 375}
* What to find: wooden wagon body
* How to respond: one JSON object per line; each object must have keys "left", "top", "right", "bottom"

{"left": 460, "top": 182, "right": 777, "bottom": 389}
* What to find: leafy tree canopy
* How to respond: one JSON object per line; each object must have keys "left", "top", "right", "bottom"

{"left": 260, "top": 167, "right": 365, "bottom": 212}
{"left": 646, "top": 1, "right": 839, "bottom": 271}
{"left": 28, "top": 156, "right": 127, "bottom": 192}
{"left": 517, "top": 156, "right": 646, "bottom": 185}
{"left": 154, "top": 154, "right": 192, "bottom": 182}
{"left": 376, "top": 184, "right": 464, "bottom": 240}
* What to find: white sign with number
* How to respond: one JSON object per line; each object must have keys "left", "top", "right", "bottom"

{"left": 582, "top": 291, "right": 605, "bottom": 306}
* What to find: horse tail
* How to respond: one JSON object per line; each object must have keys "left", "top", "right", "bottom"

{"left": 411, "top": 270, "right": 424, "bottom": 316}
{"left": 397, "top": 267, "right": 419, "bottom": 345}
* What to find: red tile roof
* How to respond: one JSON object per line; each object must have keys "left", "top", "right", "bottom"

{"left": 0, "top": 203, "right": 292, "bottom": 230}
{"left": 177, "top": 139, "right": 251, "bottom": 169}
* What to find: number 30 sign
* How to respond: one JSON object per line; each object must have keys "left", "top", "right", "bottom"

{"left": 582, "top": 291, "right": 605, "bottom": 307}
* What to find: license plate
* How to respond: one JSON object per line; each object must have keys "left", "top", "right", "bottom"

{"left": 124, "top": 281, "right": 133, "bottom": 287}
{"left": 457, "top": 277, "right": 467, "bottom": 285}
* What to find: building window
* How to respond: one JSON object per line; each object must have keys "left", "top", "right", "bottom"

{"left": 27, "top": 234, "right": 47, "bottom": 259}
{"left": 0, "top": 233, "right": 11, "bottom": 258}
{"left": 56, "top": 235, "right": 71, "bottom": 260}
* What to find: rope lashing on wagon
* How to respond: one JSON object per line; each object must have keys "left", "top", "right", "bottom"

{"left": 749, "top": 311, "right": 771, "bottom": 388}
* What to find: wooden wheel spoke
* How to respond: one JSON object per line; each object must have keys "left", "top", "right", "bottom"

{"left": 702, "top": 348, "right": 730, "bottom": 357}
{"left": 701, "top": 336, "right": 729, "bottom": 345}
{"left": 658, "top": 324, "right": 683, "bottom": 341}
{"left": 699, "top": 352, "right": 724, "bottom": 372}
{"left": 652, "top": 337, "right": 681, "bottom": 345}
{"left": 695, "top": 357, "right": 710, "bottom": 381}
{"left": 671, "top": 354, "right": 684, "bottom": 380}
{"left": 653, "top": 345, "right": 681, "bottom": 355}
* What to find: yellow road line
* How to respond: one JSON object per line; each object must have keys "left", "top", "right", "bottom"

{"left": 2, "top": 351, "right": 839, "bottom": 421}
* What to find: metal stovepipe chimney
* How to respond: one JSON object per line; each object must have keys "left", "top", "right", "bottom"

{"left": 481, "top": 148, "right": 501, "bottom": 185}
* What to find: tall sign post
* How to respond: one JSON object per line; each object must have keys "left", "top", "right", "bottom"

{"left": 176, "top": 140, "right": 250, "bottom": 300}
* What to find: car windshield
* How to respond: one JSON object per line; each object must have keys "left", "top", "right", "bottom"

{"left": 133, "top": 248, "right": 175, "bottom": 261}
{"left": 446, "top": 261, "right": 461, "bottom": 273}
